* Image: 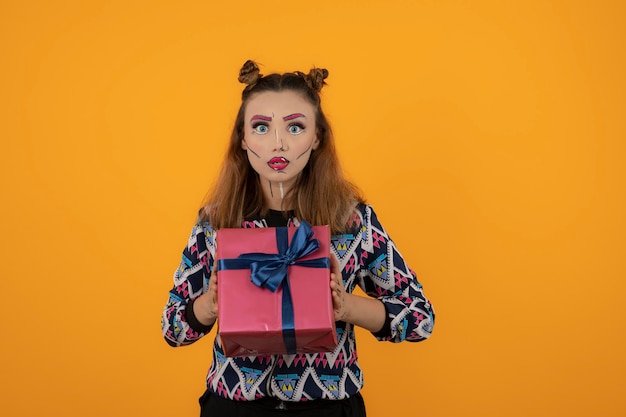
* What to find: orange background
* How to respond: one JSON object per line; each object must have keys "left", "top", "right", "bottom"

{"left": 1, "top": 1, "right": 625, "bottom": 416}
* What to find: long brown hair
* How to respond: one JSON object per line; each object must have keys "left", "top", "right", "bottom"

{"left": 200, "top": 60, "right": 364, "bottom": 234}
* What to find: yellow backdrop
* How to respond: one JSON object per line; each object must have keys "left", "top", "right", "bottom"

{"left": 2, "top": 1, "right": 624, "bottom": 416}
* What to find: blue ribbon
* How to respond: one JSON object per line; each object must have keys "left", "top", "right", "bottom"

{"left": 218, "top": 221, "right": 330, "bottom": 354}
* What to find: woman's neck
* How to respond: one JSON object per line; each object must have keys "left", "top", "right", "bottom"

{"left": 263, "top": 180, "right": 294, "bottom": 211}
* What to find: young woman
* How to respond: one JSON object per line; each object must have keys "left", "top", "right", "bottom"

{"left": 162, "top": 60, "right": 435, "bottom": 416}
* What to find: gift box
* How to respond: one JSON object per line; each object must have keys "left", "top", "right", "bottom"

{"left": 216, "top": 221, "right": 337, "bottom": 357}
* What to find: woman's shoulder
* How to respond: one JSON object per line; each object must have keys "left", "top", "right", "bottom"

{"left": 190, "top": 216, "right": 216, "bottom": 238}
{"left": 352, "top": 202, "right": 378, "bottom": 223}
{"left": 340, "top": 202, "right": 376, "bottom": 236}
{"left": 349, "top": 203, "right": 391, "bottom": 235}
{"left": 355, "top": 202, "right": 373, "bottom": 214}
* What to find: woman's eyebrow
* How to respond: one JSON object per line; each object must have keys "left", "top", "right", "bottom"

{"left": 251, "top": 115, "right": 272, "bottom": 121}
{"left": 283, "top": 113, "right": 306, "bottom": 121}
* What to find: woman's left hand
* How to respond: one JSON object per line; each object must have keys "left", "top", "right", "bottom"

{"left": 329, "top": 255, "right": 349, "bottom": 321}
{"left": 328, "top": 254, "right": 387, "bottom": 332}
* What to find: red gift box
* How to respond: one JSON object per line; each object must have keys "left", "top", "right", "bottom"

{"left": 216, "top": 222, "right": 337, "bottom": 357}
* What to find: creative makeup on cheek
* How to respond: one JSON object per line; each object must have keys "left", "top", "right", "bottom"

{"left": 246, "top": 145, "right": 261, "bottom": 159}
{"left": 295, "top": 142, "right": 314, "bottom": 160}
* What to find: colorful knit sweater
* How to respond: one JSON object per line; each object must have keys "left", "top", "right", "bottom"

{"left": 162, "top": 203, "right": 434, "bottom": 401}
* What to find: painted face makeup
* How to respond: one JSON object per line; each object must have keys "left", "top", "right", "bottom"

{"left": 241, "top": 91, "right": 319, "bottom": 203}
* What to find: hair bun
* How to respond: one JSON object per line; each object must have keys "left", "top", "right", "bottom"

{"left": 238, "top": 60, "right": 261, "bottom": 85}
{"left": 306, "top": 67, "right": 329, "bottom": 92}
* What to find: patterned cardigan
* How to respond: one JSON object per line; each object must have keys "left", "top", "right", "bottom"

{"left": 162, "top": 203, "right": 434, "bottom": 401}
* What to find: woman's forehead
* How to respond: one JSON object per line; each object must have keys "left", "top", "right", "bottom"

{"left": 245, "top": 91, "right": 314, "bottom": 117}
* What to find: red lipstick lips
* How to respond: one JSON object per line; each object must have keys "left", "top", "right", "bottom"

{"left": 268, "top": 157, "right": 289, "bottom": 171}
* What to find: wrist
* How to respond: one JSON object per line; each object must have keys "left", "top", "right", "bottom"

{"left": 193, "top": 293, "right": 217, "bottom": 326}
{"left": 341, "top": 294, "right": 386, "bottom": 333}
{"left": 341, "top": 293, "right": 355, "bottom": 323}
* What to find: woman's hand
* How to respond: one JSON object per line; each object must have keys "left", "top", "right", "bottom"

{"left": 193, "top": 265, "right": 219, "bottom": 326}
{"left": 329, "top": 255, "right": 350, "bottom": 321}
{"left": 329, "top": 255, "right": 387, "bottom": 332}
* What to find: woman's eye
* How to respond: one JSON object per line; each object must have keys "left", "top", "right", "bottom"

{"left": 252, "top": 123, "right": 269, "bottom": 134}
{"left": 288, "top": 124, "right": 304, "bottom": 134}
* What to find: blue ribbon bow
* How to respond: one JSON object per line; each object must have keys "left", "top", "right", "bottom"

{"left": 218, "top": 221, "right": 330, "bottom": 354}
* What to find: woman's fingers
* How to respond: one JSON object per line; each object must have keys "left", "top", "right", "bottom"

{"left": 208, "top": 262, "right": 219, "bottom": 315}
{"left": 329, "top": 254, "right": 340, "bottom": 274}
{"left": 329, "top": 257, "right": 347, "bottom": 321}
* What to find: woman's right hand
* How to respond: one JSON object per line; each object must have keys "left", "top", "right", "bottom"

{"left": 192, "top": 266, "right": 219, "bottom": 326}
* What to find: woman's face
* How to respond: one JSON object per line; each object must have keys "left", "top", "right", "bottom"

{"left": 242, "top": 90, "right": 319, "bottom": 198}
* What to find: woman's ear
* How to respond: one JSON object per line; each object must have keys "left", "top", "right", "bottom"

{"left": 241, "top": 139, "right": 248, "bottom": 150}
{"left": 312, "top": 137, "right": 320, "bottom": 150}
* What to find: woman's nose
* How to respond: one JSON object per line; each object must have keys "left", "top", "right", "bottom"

{"left": 274, "top": 129, "right": 286, "bottom": 151}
